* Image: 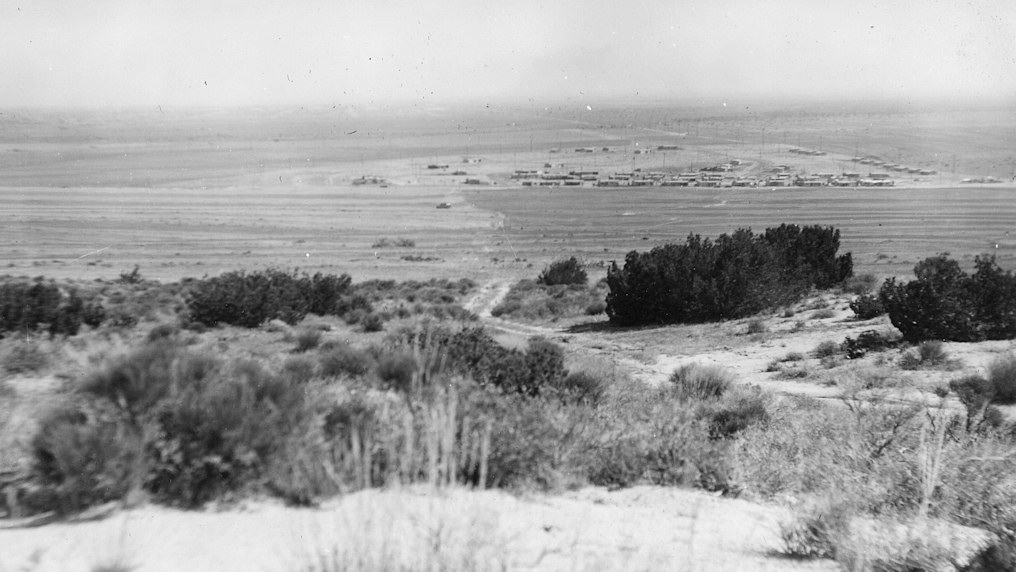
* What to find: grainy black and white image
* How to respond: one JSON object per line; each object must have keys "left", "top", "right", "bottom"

{"left": 1, "top": 1, "right": 1015, "bottom": 570}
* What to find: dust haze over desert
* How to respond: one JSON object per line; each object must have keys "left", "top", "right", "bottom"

{"left": 2, "top": 2, "right": 1016, "bottom": 572}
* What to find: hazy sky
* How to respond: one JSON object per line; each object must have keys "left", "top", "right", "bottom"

{"left": 2, "top": 0, "right": 1014, "bottom": 108}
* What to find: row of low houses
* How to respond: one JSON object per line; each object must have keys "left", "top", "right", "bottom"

{"left": 850, "top": 157, "right": 937, "bottom": 175}
{"left": 510, "top": 166, "right": 896, "bottom": 188}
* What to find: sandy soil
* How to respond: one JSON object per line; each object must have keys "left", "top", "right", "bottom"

{"left": 0, "top": 486, "right": 839, "bottom": 572}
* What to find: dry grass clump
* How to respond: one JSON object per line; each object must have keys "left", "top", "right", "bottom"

{"left": 812, "top": 340, "right": 840, "bottom": 359}
{"left": 810, "top": 308, "right": 836, "bottom": 320}
{"left": 668, "top": 363, "right": 733, "bottom": 400}
{"left": 491, "top": 279, "right": 607, "bottom": 323}
{"left": 294, "top": 328, "right": 323, "bottom": 353}
{"left": 745, "top": 317, "right": 768, "bottom": 335}
{"left": 1, "top": 339, "right": 53, "bottom": 375}
{"left": 898, "top": 340, "right": 950, "bottom": 370}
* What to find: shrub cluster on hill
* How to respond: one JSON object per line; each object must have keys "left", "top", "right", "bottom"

{"left": 491, "top": 279, "right": 608, "bottom": 321}
{"left": 879, "top": 254, "right": 1016, "bottom": 342}
{"left": 0, "top": 280, "right": 105, "bottom": 337}
{"left": 605, "top": 224, "right": 853, "bottom": 326}
{"left": 537, "top": 257, "right": 587, "bottom": 286}
{"left": 186, "top": 269, "right": 354, "bottom": 327}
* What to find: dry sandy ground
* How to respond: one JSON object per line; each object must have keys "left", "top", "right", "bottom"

{"left": 0, "top": 486, "right": 838, "bottom": 572}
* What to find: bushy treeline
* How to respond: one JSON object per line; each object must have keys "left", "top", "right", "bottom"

{"left": 0, "top": 280, "right": 105, "bottom": 337}
{"left": 605, "top": 225, "right": 853, "bottom": 326}
{"left": 186, "top": 269, "right": 354, "bottom": 327}
{"left": 878, "top": 254, "right": 1016, "bottom": 342}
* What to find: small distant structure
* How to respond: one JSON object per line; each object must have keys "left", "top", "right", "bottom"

{"left": 426, "top": 164, "right": 449, "bottom": 170}
{"left": 656, "top": 144, "right": 681, "bottom": 151}
{"left": 436, "top": 202, "right": 452, "bottom": 209}
{"left": 462, "top": 157, "right": 483, "bottom": 164}
{"left": 352, "top": 175, "right": 386, "bottom": 186}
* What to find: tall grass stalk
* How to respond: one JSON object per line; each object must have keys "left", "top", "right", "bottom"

{"left": 918, "top": 408, "right": 948, "bottom": 519}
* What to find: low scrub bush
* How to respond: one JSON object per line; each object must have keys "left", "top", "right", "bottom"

{"left": 491, "top": 279, "right": 606, "bottom": 322}
{"left": 843, "top": 272, "right": 879, "bottom": 295}
{"left": 704, "top": 387, "right": 770, "bottom": 439}
{"left": 810, "top": 309, "right": 836, "bottom": 320}
{"left": 0, "top": 280, "right": 105, "bottom": 336}
{"left": 987, "top": 353, "right": 1016, "bottom": 404}
{"left": 746, "top": 317, "right": 767, "bottom": 334}
{"left": 281, "top": 355, "right": 318, "bottom": 384}
{"left": 146, "top": 358, "right": 306, "bottom": 506}
{"left": 442, "top": 328, "right": 567, "bottom": 398}
{"left": 842, "top": 329, "right": 901, "bottom": 359}
{"left": 949, "top": 375, "right": 994, "bottom": 430}
{"left": 319, "top": 343, "right": 376, "bottom": 379}
{"left": 850, "top": 294, "right": 885, "bottom": 320}
{"left": 668, "top": 363, "right": 733, "bottom": 400}
{"left": 812, "top": 340, "right": 840, "bottom": 359}
{"left": 29, "top": 405, "right": 141, "bottom": 514}
{"left": 555, "top": 371, "right": 607, "bottom": 406}
{"left": 537, "top": 257, "right": 587, "bottom": 286}
{"left": 186, "top": 269, "right": 353, "bottom": 328}
{"left": 606, "top": 224, "right": 853, "bottom": 326}
{"left": 2, "top": 340, "right": 51, "bottom": 374}
{"left": 293, "top": 328, "right": 322, "bottom": 352}
{"left": 879, "top": 254, "right": 1016, "bottom": 342}
{"left": 899, "top": 341, "right": 948, "bottom": 370}
{"left": 361, "top": 312, "right": 385, "bottom": 333}
{"left": 375, "top": 351, "right": 417, "bottom": 392}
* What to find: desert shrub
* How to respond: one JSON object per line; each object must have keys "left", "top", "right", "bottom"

{"left": 880, "top": 254, "right": 1016, "bottom": 342}
{"left": 2, "top": 341, "right": 51, "bottom": 374}
{"left": 293, "top": 328, "right": 322, "bottom": 353}
{"left": 82, "top": 340, "right": 220, "bottom": 423}
{"left": 537, "top": 257, "right": 588, "bottom": 286}
{"left": 375, "top": 351, "right": 417, "bottom": 392}
{"left": 319, "top": 343, "right": 376, "bottom": 378}
{"left": 0, "top": 281, "right": 104, "bottom": 336}
{"left": 850, "top": 294, "right": 885, "bottom": 320}
{"left": 146, "top": 323, "right": 180, "bottom": 342}
{"left": 443, "top": 328, "right": 567, "bottom": 398}
{"left": 586, "top": 383, "right": 731, "bottom": 491}
{"left": 810, "top": 309, "right": 836, "bottom": 320}
{"left": 842, "top": 329, "right": 901, "bottom": 359}
{"left": 336, "top": 294, "right": 373, "bottom": 324}
{"left": 361, "top": 312, "right": 385, "bottom": 333}
{"left": 843, "top": 272, "right": 879, "bottom": 295}
{"left": 281, "top": 355, "right": 318, "bottom": 384}
{"left": 899, "top": 341, "right": 948, "bottom": 370}
{"left": 29, "top": 406, "right": 140, "bottom": 514}
{"left": 584, "top": 300, "right": 607, "bottom": 315}
{"left": 555, "top": 371, "right": 607, "bottom": 406}
{"left": 186, "top": 269, "right": 353, "bottom": 328}
{"left": 779, "top": 501, "right": 846, "bottom": 559}
{"left": 987, "top": 353, "right": 1016, "bottom": 404}
{"left": 949, "top": 375, "right": 994, "bottom": 429}
{"left": 746, "top": 317, "right": 767, "bottom": 334}
{"left": 146, "top": 359, "right": 305, "bottom": 506}
{"left": 492, "top": 279, "right": 606, "bottom": 322}
{"left": 116, "top": 265, "right": 143, "bottom": 284}
{"left": 705, "top": 387, "right": 770, "bottom": 439}
{"left": 812, "top": 340, "right": 840, "bottom": 359}
{"left": 668, "top": 363, "right": 733, "bottom": 400}
{"left": 606, "top": 224, "right": 852, "bottom": 326}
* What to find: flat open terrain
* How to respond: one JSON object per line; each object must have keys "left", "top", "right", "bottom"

{"left": 2, "top": 103, "right": 1015, "bottom": 284}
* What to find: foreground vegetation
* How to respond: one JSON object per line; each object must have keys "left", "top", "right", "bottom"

{"left": 4, "top": 246, "right": 1016, "bottom": 570}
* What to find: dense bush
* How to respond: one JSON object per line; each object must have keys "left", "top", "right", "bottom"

{"left": 987, "top": 353, "right": 1016, "bottom": 404}
{"left": 850, "top": 294, "right": 885, "bottom": 320}
{"left": 186, "top": 269, "right": 353, "bottom": 328}
{"left": 0, "top": 281, "right": 105, "bottom": 336}
{"left": 841, "top": 330, "right": 901, "bottom": 359}
{"left": 30, "top": 406, "right": 140, "bottom": 514}
{"left": 319, "top": 343, "right": 376, "bottom": 378}
{"left": 879, "top": 255, "right": 1016, "bottom": 342}
{"left": 537, "top": 257, "right": 588, "bottom": 286}
{"left": 605, "top": 225, "right": 852, "bottom": 326}
{"left": 443, "top": 327, "right": 567, "bottom": 398}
